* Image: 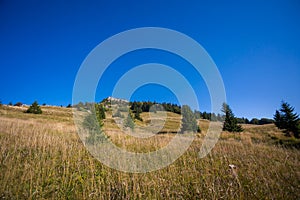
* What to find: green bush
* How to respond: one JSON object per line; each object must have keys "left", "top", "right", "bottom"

{"left": 26, "top": 101, "right": 42, "bottom": 114}
{"left": 14, "top": 102, "right": 23, "bottom": 107}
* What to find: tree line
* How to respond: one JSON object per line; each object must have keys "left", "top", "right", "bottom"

{"left": 2, "top": 98, "right": 298, "bottom": 139}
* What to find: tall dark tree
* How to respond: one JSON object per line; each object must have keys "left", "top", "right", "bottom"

{"left": 95, "top": 104, "right": 106, "bottom": 120}
{"left": 221, "top": 103, "right": 243, "bottom": 132}
{"left": 274, "top": 101, "right": 300, "bottom": 138}
{"left": 82, "top": 110, "right": 106, "bottom": 144}
{"left": 26, "top": 101, "right": 42, "bottom": 114}
{"left": 124, "top": 113, "right": 135, "bottom": 130}
{"left": 181, "top": 105, "right": 198, "bottom": 133}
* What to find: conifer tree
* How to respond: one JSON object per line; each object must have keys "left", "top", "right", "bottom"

{"left": 95, "top": 104, "right": 106, "bottom": 120}
{"left": 26, "top": 101, "right": 42, "bottom": 114}
{"left": 181, "top": 105, "right": 198, "bottom": 133}
{"left": 82, "top": 110, "right": 106, "bottom": 144}
{"left": 124, "top": 113, "right": 135, "bottom": 130}
{"left": 274, "top": 101, "right": 300, "bottom": 138}
{"left": 221, "top": 103, "right": 243, "bottom": 132}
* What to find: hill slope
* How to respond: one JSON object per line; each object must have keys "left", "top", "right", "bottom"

{"left": 0, "top": 105, "right": 299, "bottom": 199}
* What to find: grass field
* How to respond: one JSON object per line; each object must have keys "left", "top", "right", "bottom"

{"left": 0, "top": 105, "right": 299, "bottom": 199}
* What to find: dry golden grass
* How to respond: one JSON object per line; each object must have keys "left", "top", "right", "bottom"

{"left": 0, "top": 105, "right": 299, "bottom": 199}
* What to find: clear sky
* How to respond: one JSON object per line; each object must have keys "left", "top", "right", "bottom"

{"left": 0, "top": 0, "right": 299, "bottom": 119}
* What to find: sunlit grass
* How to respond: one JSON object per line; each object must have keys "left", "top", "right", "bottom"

{"left": 0, "top": 105, "right": 299, "bottom": 199}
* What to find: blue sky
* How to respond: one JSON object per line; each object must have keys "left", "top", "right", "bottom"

{"left": 0, "top": 0, "right": 299, "bottom": 119}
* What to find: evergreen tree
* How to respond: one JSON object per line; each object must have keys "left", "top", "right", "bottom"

{"left": 82, "top": 111, "right": 106, "bottom": 144}
{"left": 274, "top": 101, "right": 300, "bottom": 138}
{"left": 221, "top": 103, "right": 243, "bottom": 132}
{"left": 194, "top": 110, "right": 201, "bottom": 119}
{"left": 274, "top": 110, "right": 283, "bottom": 129}
{"left": 202, "top": 112, "right": 209, "bottom": 120}
{"left": 250, "top": 118, "right": 259, "bottom": 125}
{"left": 181, "top": 105, "right": 198, "bottom": 133}
{"left": 124, "top": 113, "right": 135, "bottom": 130}
{"left": 113, "top": 109, "right": 123, "bottom": 118}
{"left": 14, "top": 102, "right": 22, "bottom": 107}
{"left": 95, "top": 104, "right": 106, "bottom": 120}
{"left": 26, "top": 101, "right": 42, "bottom": 114}
{"left": 134, "top": 111, "right": 143, "bottom": 121}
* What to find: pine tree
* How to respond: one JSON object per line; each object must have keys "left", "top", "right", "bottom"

{"left": 113, "top": 109, "right": 123, "bottom": 118}
{"left": 221, "top": 103, "right": 243, "bottom": 132}
{"left": 274, "top": 110, "right": 283, "bottom": 129}
{"left": 274, "top": 101, "right": 300, "bottom": 138}
{"left": 124, "top": 113, "right": 134, "bottom": 130}
{"left": 26, "top": 101, "right": 42, "bottom": 114}
{"left": 82, "top": 111, "right": 106, "bottom": 144}
{"left": 181, "top": 105, "right": 198, "bottom": 133}
{"left": 95, "top": 104, "right": 106, "bottom": 120}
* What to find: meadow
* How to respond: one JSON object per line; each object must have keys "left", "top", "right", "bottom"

{"left": 0, "top": 105, "right": 299, "bottom": 199}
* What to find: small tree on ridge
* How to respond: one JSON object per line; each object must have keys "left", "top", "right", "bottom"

{"left": 222, "top": 103, "right": 243, "bottom": 132}
{"left": 26, "top": 101, "right": 42, "bottom": 114}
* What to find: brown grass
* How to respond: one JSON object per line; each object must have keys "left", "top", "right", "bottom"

{"left": 0, "top": 105, "right": 299, "bottom": 199}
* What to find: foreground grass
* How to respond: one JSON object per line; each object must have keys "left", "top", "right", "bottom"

{"left": 0, "top": 106, "right": 299, "bottom": 199}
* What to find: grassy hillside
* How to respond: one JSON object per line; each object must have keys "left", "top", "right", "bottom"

{"left": 0, "top": 105, "right": 299, "bottom": 199}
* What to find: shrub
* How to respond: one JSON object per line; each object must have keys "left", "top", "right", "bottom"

{"left": 14, "top": 102, "right": 23, "bottom": 107}
{"left": 26, "top": 101, "right": 42, "bottom": 114}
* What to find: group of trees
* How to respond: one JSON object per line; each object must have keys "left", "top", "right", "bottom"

{"left": 16, "top": 98, "right": 300, "bottom": 138}
{"left": 128, "top": 101, "right": 181, "bottom": 122}
{"left": 194, "top": 110, "right": 274, "bottom": 125}
{"left": 130, "top": 101, "right": 181, "bottom": 114}
{"left": 219, "top": 101, "right": 300, "bottom": 136}
{"left": 244, "top": 118, "right": 274, "bottom": 125}
{"left": 194, "top": 111, "right": 225, "bottom": 121}
{"left": 183, "top": 103, "right": 244, "bottom": 133}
